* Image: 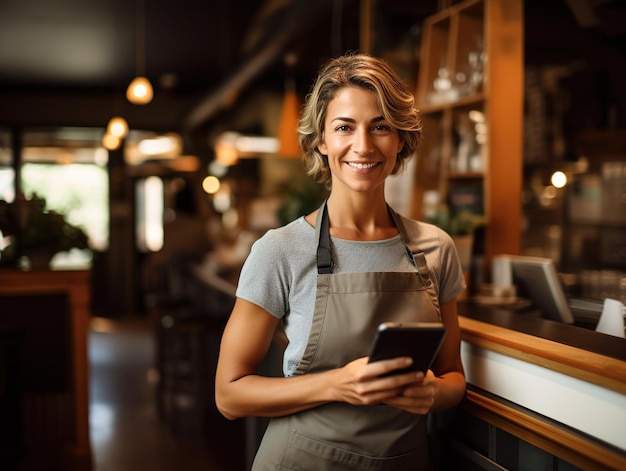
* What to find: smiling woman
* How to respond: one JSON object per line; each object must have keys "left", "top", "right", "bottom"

{"left": 215, "top": 53, "right": 466, "bottom": 471}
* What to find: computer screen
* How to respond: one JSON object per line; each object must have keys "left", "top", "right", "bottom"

{"left": 507, "top": 255, "right": 575, "bottom": 324}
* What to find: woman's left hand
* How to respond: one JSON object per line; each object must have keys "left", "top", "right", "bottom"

{"left": 382, "top": 369, "right": 437, "bottom": 415}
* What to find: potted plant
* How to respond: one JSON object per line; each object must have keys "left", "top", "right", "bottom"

{"left": 0, "top": 194, "right": 90, "bottom": 269}
{"left": 427, "top": 204, "right": 486, "bottom": 272}
{"left": 276, "top": 177, "right": 329, "bottom": 226}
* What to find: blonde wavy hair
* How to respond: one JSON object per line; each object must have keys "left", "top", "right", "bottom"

{"left": 298, "top": 52, "right": 422, "bottom": 187}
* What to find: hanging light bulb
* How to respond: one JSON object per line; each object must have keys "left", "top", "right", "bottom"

{"left": 107, "top": 116, "right": 129, "bottom": 138}
{"left": 126, "top": 77, "right": 153, "bottom": 104}
{"left": 127, "top": 0, "right": 153, "bottom": 105}
{"left": 102, "top": 133, "right": 121, "bottom": 151}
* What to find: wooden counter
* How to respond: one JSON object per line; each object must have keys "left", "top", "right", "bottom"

{"left": 0, "top": 269, "right": 92, "bottom": 470}
{"left": 454, "top": 303, "right": 626, "bottom": 470}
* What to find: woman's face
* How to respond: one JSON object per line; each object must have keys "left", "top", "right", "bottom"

{"left": 318, "top": 86, "right": 403, "bottom": 195}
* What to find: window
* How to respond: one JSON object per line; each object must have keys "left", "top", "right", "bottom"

{"left": 20, "top": 127, "right": 110, "bottom": 267}
{"left": 0, "top": 128, "right": 14, "bottom": 202}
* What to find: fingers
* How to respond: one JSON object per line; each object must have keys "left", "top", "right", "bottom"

{"left": 364, "top": 356, "right": 432, "bottom": 381}
{"left": 339, "top": 357, "right": 421, "bottom": 405}
{"left": 338, "top": 358, "right": 439, "bottom": 415}
{"left": 384, "top": 370, "right": 436, "bottom": 414}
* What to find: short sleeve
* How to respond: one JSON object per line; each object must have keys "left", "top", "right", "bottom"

{"left": 236, "top": 232, "right": 290, "bottom": 318}
{"left": 235, "top": 218, "right": 317, "bottom": 319}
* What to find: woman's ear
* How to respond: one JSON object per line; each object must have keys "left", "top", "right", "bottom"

{"left": 317, "top": 142, "right": 328, "bottom": 155}
{"left": 396, "top": 139, "right": 404, "bottom": 155}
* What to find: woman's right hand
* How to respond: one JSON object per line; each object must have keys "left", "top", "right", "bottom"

{"left": 331, "top": 356, "right": 425, "bottom": 406}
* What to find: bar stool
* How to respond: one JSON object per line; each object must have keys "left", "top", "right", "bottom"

{"left": 156, "top": 312, "right": 227, "bottom": 436}
{"left": 145, "top": 253, "right": 233, "bottom": 436}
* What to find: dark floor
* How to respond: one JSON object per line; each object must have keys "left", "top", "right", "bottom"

{"left": 89, "top": 316, "right": 247, "bottom": 471}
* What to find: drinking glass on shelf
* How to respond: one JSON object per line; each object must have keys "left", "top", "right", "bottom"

{"left": 467, "top": 35, "right": 485, "bottom": 95}
{"left": 430, "top": 67, "right": 459, "bottom": 103}
{"left": 455, "top": 70, "right": 468, "bottom": 97}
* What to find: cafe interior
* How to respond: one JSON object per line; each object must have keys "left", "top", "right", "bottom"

{"left": 0, "top": 0, "right": 625, "bottom": 470}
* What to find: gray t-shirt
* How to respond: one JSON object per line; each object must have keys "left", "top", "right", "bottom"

{"left": 236, "top": 214, "right": 465, "bottom": 376}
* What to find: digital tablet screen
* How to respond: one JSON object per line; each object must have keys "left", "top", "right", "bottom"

{"left": 367, "top": 322, "right": 447, "bottom": 376}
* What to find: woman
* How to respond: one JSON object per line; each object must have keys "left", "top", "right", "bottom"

{"left": 215, "top": 53, "right": 466, "bottom": 470}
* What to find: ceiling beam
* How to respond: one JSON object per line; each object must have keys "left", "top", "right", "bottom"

{"left": 564, "top": 0, "right": 601, "bottom": 27}
{"left": 183, "top": 0, "right": 332, "bottom": 133}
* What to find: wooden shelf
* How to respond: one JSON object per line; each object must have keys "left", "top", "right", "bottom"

{"left": 447, "top": 171, "right": 484, "bottom": 180}
{"left": 419, "top": 93, "right": 486, "bottom": 114}
{"left": 413, "top": 0, "right": 523, "bottom": 270}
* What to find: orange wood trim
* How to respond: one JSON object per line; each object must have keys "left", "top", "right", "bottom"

{"left": 463, "top": 389, "right": 626, "bottom": 471}
{"left": 484, "top": 0, "right": 523, "bottom": 264}
{"left": 459, "top": 315, "right": 626, "bottom": 395}
{"left": 0, "top": 269, "right": 92, "bottom": 466}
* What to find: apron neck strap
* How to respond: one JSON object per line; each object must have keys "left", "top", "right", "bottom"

{"left": 387, "top": 206, "right": 432, "bottom": 285}
{"left": 315, "top": 200, "right": 430, "bottom": 284}
{"left": 315, "top": 201, "right": 334, "bottom": 274}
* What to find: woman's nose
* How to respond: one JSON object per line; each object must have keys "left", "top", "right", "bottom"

{"left": 353, "top": 129, "right": 374, "bottom": 155}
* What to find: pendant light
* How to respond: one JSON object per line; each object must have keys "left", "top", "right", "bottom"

{"left": 126, "top": 0, "right": 153, "bottom": 105}
{"left": 106, "top": 116, "right": 129, "bottom": 139}
{"left": 102, "top": 116, "right": 128, "bottom": 151}
{"left": 102, "top": 133, "right": 121, "bottom": 151}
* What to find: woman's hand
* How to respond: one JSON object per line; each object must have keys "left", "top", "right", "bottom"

{"left": 331, "top": 356, "right": 427, "bottom": 407}
{"left": 335, "top": 356, "right": 437, "bottom": 415}
{"left": 383, "top": 369, "right": 437, "bottom": 415}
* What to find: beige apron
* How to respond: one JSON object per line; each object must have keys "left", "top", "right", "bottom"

{"left": 252, "top": 202, "right": 441, "bottom": 471}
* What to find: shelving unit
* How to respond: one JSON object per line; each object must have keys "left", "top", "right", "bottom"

{"left": 412, "top": 0, "right": 523, "bottom": 271}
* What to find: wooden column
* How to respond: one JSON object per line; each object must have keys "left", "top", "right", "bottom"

{"left": 484, "top": 0, "right": 523, "bottom": 264}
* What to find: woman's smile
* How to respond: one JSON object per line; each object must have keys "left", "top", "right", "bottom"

{"left": 345, "top": 161, "right": 381, "bottom": 171}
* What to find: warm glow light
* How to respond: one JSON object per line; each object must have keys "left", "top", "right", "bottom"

{"left": 143, "top": 176, "right": 164, "bottom": 251}
{"left": 236, "top": 136, "right": 279, "bottom": 154}
{"left": 107, "top": 117, "right": 129, "bottom": 138}
{"left": 138, "top": 134, "right": 179, "bottom": 155}
{"left": 551, "top": 171, "right": 568, "bottom": 188}
{"left": 215, "top": 141, "right": 239, "bottom": 166}
{"left": 165, "top": 156, "right": 200, "bottom": 172}
{"left": 126, "top": 76, "right": 153, "bottom": 104}
{"left": 213, "top": 132, "right": 280, "bottom": 163}
{"left": 57, "top": 152, "right": 74, "bottom": 165}
{"left": 102, "top": 133, "right": 121, "bottom": 150}
{"left": 475, "top": 123, "right": 488, "bottom": 135}
{"left": 276, "top": 89, "right": 301, "bottom": 157}
{"left": 468, "top": 110, "right": 485, "bottom": 123}
{"left": 202, "top": 175, "right": 221, "bottom": 194}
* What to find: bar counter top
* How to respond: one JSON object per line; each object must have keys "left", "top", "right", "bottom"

{"left": 457, "top": 300, "right": 626, "bottom": 468}
{"left": 458, "top": 301, "right": 626, "bottom": 363}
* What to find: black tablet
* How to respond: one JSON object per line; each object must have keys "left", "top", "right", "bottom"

{"left": 367, "top": 322, "right": 447, "bottom": 376}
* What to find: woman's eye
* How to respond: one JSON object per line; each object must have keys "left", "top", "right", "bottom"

{"left": 336, "top": 125, "right": 351, "bottom": 132}
{"left": 373, "top": 124, "right": 391, "bottom": 132}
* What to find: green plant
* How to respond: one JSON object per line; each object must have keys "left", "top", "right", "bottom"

{"left": 428, "top": 204, "right": 486, "bottom": 236}
{"left": 0, "top": 194, "right": 89, "bottom": 263}
{"left": 276, "top": 177, "right": 328, "bottom": 225}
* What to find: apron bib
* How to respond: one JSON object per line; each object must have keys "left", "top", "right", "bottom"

{"left": 252, "top": 202, "right": 441, "bottom": 471}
